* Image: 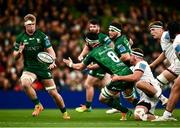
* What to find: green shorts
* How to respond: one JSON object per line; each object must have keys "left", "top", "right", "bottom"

{"left": 106, "top": 81, "right": 134, "bottom": 92}
{"left": 88, "top": 68, "right": 106, "bottom": 79}
{"left": 24, "top": 67, "right": 52, "bottom": 80}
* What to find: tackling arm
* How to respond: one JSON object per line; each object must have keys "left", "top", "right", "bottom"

{"left": 112, "top": 70, "right": 143, "bottom": 82}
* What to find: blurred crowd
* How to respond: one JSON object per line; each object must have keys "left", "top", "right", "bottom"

{"left": 0, "top": 0, "right": 179, "bottom": 91}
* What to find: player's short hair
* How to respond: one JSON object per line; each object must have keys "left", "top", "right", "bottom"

{"left": 148, "top": 21, "right": 164, "bottom": 30}
{"left": 85, "top": 32, "right": 99, "bottom": 44}
{"left": 89, "top": 19, "right": 100, "bottom": 25}
{"left": 132, "top": 48, "right": 144, "bottom": 58}
{"left": 109, "top": 22, "right": 122, "bottom": 32}
{"left": 24, "top": 14, "right": 36, "bottom": 25}
{"left": 167, "top": 21, "right": 180, "bottom": 39}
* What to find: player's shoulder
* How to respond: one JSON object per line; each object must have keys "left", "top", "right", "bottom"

{"left": 35, "top": 29, "right": 48, "bottom": 40}
{"left": 98, "top": 32, "right": 108, "bottom": 38}
{"left": 16, "top": 32, "right": 26, "bottom": 41}
{"left": 174, "top": 34, "right": 180, "bottom": 43}
{"left": 161, "top": 31, "right": 170, "bottom": 43}
{"left": 136, "top": 60, "right": 148, "bottom": 69}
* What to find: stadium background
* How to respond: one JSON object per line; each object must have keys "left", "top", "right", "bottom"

{"left": 0, "top": 0, "right": 180, "bottom": 109}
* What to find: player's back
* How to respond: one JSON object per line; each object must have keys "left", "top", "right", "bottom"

{"left": 89, "top": 45, "right": 132, "bottom": 75}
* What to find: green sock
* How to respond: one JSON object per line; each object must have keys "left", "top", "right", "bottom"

{"left": 32, "top": 99, "right": 40, "bottom": 105}
{"left": 85, "top": 101, "right": 92, "bottom": 108}
{"left": 107, "top": 98, "right": 129, "bottom": 113}
{"left": 60, "top": 107, "right": 66, "bottom": 113}
{"left": 132, "top": 98, "right": 139, "bottom": 107}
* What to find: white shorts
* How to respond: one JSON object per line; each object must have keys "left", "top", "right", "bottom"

{"left": 136, "top": 84, "right": 160, "bottom": 114}
{"left": 20, "top": 71, "right": 37, "bottom": 84}
{"left": 168, "top": 61, "right": 180, "bottom": 76}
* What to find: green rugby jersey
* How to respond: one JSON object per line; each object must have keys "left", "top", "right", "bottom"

{"left": 114, "top": 35, "right": 131, "bottom": 57}
{"left": 14, "top": 30, "right": 52, "bottom": 70}
{"left": 83, "top": 45, "right": 132, "bottom": 75}
{"left": 98, "top": 32, "right": 111, "bottom": 45}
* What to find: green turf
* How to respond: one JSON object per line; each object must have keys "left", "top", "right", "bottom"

{"left": 0, "top": 109, "right": 179, "bottom": 128}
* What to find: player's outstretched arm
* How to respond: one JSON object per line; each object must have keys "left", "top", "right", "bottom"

{"left": 63, "top": 57, "right": 86, "bottom": 70}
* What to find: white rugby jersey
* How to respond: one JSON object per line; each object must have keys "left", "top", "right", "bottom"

{"left": 133, "top": 60, "right": 160, "bottom": 113}
{"left": 160, "top": 31, "right": 178, "bottom": 64}
{"left": 173, "top": 34, "right": 180, "bottom": 60}
{"left": 133, "top": 60, "right": 157, "bottom": 85}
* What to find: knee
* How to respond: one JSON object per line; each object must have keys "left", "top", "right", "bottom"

{"left": 134, "top": 107, "right": 147, "bottom": 121}
{"left": 21, "top": 79, "right": 32, "bottom": 89}
{"left": 48, "top": 89, "right": 58, "bottom": 98}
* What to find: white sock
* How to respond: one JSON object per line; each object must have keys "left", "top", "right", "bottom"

{"left": 163, "top": 110, "right": 172, "bottom": 118}
{"left": 159, "top": 95, "right": 167, "bottom": 102}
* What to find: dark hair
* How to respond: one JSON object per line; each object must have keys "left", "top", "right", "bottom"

{"left": 89, "top": 19, "right": 100, "bottom": 25}
{"left": 85, "top": 32, "right": 99, "bottom": 40}
{"left": 132, "top": 48, "right": 144, "bottom": 56}
{"left": 110, "top": 22, "right": 122, "bottom": 30}
{"left": 149, "top": 21, "right": 164, "bottom": 29}
{"left": 167, "top": 21, "right": 180, "bottom": 39}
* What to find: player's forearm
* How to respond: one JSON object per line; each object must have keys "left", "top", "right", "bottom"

{"left": 150, "top": 52, "right": 165, "bottom": 68}
{"left": 117, "top": 74, "right": 140, "bottom": 82}
{"left": 71, "top": 63, "right": 85, "bottom": 70}
{"left": 46, "top": 47, "right": 56, "bottom": 60}
{"left": 13, "top": 51, "right": 22, "bottom": 60}
{"left": 79, "top": 45, "right": 89, "bottom": 59}
{"left": 87, "top": 64, "right": 100, "bottom": 70}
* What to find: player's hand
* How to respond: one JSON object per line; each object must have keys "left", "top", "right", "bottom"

{"left": 48, "top": 61, "right": 56, "bottom": 69}
{"left": 78, "top": 55, "right": 84, "bottom": 61}
{"left": 63, "top": 57, "right": 73, "bottom": 68}
{"left": 111, "top": 75, "right": 120, "bottom": 82}
{"left": 19, "top": 43, "right": 25, "bottom": 54}
{"left": 87, "top": 64, "right": 99, "bottom": 70}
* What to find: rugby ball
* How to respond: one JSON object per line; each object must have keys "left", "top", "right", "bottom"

{"left": 37, "top": 52, "right": 54, "bottom": 64}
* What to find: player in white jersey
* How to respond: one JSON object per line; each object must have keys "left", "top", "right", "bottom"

{"left": 111, "top": 48, "right": 168, "bottom": 121}
{"left": 153, "top": 21, "right": 180, "bottom": 121}
{"left": 149, "top": 21, "right": 180, "bottom": 89}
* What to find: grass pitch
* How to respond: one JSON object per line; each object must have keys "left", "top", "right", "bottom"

{"left": 0, "top": 109, "right": 180, "bottom": 128}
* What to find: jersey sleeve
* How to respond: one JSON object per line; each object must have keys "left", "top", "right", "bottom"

{"left": 82, "top": 54, "right": 93, "bottom": 66}
{"left": 117, "top": 36, "right": 131, "bottom": 54}
{"left": 39, "top": 30, "right": 52, "bottom": 48}
{"left": 173, "top": 34, "right": 180, "bottom": 60}
{"left": 134, "top": 61, "right": 147, "bottom": 73}
{"left": 160, "top": 31, "right": 170, "bottom": 52}
{"left": 99, "top": 33, "right": 111, "bottom": 45}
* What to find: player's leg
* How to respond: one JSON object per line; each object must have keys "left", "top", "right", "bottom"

{"left": 155, "top": 76, "right": 180, "bottom": 121}
{"left": 122, "top": 87, "right": 138, "bottom": 107}
{"left": 156, "top": 69, "right": 177, "bottom": 89}
{"left": 99, "top": 86, "right": 132, "bottom": 120}
{"left": 166, "top": 76, "right": 180, "bottom": 113}
{"left": 136, "top": 81, "right": 168, "bottom": 106}
{"left": 75, "top": 74, "right": 99, "bottom": 112}
{"left": 134, "top": 105, "right": 157, "bottom": 121}
{"left": 20, "top": 71, "right": 43, "bottom": 116}
{"left": 100, "top": 74, "right": 120, "bottom": 114}
{"left": 42, "top": 79, "right": 70, "bottom": 119}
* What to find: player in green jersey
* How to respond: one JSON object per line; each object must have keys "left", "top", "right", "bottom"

{"left": 106, "top": 22, "right": 138, "bottom": 114}
{"left": 75, "top": 19, "right": 112, "bottom": 113}
{"left": 13, "top": 14, "right": 70, "bottom": 119}
{"left": 64, "top": 32, "right": 133, "bottom": 120}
